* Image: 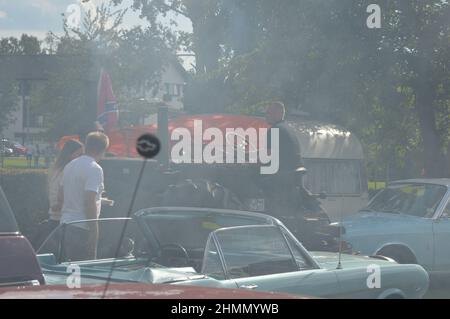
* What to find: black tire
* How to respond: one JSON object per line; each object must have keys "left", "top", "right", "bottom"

{"left": 384, "top": 294, "right": 405, "bottom": 299}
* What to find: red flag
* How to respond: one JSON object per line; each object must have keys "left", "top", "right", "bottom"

{"left": 97, "top": 69, "right": 118, "bottom": 132}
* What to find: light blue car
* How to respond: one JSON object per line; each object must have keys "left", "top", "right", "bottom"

{"left": 341, "top": 179, "right": 450, "bottom": 273}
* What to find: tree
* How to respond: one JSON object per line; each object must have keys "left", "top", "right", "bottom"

{"left": 113, "top": 0, "right": 226, "bottom": 73}
{"left": 111, "top": 1, "right": 450, "bottom": 177}
{"left": 0, "top": 81, "right": 19, "bottom": 136}
{"left": 31, "top": 2, "right": 173, "bottom": 139}
{"left": 382, "top": 0, "right": 450, "bottom": 177}
{"left": 183, "top": 0, "right": 450, "bottom": 178}
{"left": 0, "top": 34, "right": 42, "bottom": 135}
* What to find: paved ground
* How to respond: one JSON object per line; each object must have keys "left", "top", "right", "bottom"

{"left": 424, "top": 276, "right": 450, "bottom": 298}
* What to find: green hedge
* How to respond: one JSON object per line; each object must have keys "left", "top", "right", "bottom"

{"left": 0, "top": 169, "right": 49, "bottom": 238}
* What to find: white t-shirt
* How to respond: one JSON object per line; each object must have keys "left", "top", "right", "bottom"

{"left": 48, "top": 170, "right": 63, "bottom": 221}
{"left": 60, "top": 155, "right": 104, "bottom": 228}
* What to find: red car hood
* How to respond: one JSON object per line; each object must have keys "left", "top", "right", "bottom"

{"left": 0, "top": 283, "right": 310, "bottom": 299}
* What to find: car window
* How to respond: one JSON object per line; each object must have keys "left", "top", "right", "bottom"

{"left": 201, "top": 235, "right": 226, "bottom": 280}
{"left": 213, "top": 225, "right": 299, "bottom": 279}
{"left": 141, "top": 210, "right": 269, "bottom": 251}
{"left": 367, "top": 183, "right": 447, "bottom": 217}
{"left": 443, "top": 200, "right": 450, "bottom": 217}
{"left": 281, "top": 228, "right": 313, "bottom": 270}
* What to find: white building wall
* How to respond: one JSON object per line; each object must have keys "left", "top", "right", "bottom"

{"left": 2, "top": 61, "right": 187, "bottom": 141}
{"left": 2, "top": 97, "right": 22, "bottom": 141}
{"left": 150, "top": 63, "right": 186, "bottom": 110}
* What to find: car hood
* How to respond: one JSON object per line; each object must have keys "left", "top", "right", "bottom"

{"left": 310, "top": 251, "right": 395, "bottom": 269}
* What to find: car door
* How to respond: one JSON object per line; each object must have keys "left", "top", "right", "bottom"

{"left": 432, "top": 192, "right": 450, "bottom": 271}
{"left": 202, "top": 225, "right": 341, "bottom": 298}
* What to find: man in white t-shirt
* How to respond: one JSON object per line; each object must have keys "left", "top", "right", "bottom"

{"left": 59, "top": 131, "right": 110, "bottom": 260}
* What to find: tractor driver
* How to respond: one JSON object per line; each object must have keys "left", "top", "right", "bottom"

{"left": 263, "top": 101, "right": 306, "bottom": 217}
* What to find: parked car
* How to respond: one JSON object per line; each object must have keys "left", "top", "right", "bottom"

{"left": 340, "top": 179, "right": 450, "bottom": 273}
{"left": 0, "top": 186, "right": 306, "bottom": 299}
{"left": 0, "top": 139, "right": 27, "bottom": 156}
{"left": 0, "top": 146, "right": 13, "bottom": 157}
{"left": 37, "top": 207, "right": 429, "bottom": 298}
{"left": 0, "top": 186, "right": 45, "bottom": 287}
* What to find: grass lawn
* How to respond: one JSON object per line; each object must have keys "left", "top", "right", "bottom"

{"left": 0, "top": 156, "right": 49, "bottom": 169}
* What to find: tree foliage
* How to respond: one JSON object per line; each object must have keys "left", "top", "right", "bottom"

{"left": 29, "top": 2, "right": 173, "bottom": 139}
{"left": 125, "top": 0, "right": 450, "bottom": 177}
{"left": 0, "top": 34, "right": 42, "bottom": 134}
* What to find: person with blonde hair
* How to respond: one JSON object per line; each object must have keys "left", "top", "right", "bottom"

{"left": 32, "top": 139, "right": 84, "bottom": 249}
{"left": 60, "top": 131, "right": 110, "bottom": 261}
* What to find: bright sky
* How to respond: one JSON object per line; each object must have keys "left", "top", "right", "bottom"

{"left": 0, "top": 0, "right": 192, "bottom": 37}
{"left": 0, "top": 0, "right": 194, "bottom": 68}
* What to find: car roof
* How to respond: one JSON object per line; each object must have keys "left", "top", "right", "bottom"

{"left": 389, "top": 178, "right": 450, "bottom": 187}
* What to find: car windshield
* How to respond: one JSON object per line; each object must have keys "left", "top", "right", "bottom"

{"left": 37, "top": 219, "right": 151, "bottom": 263}
{"left": 365, "top": 183, "right": 447, "bottom": 217}
{"left": 141, "top": 210, "right": 270, "bottom": 251}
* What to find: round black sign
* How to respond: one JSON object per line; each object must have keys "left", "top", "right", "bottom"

{"left": 136, "top": 134, "right": 161, "bottom": 159}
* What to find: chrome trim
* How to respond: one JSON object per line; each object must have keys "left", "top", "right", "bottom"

{"left": 0, "top": 231, "right": 21, "bottom": 236}
{"left": 0, "top": 279, "right": 40, "bottom": 288}
{"left": 433, "top": 189, "right": 450, "bottom": 220}
{"left": 135, "top": 207, "right": 278, "bottom": 225}
{"left": 211, "top": 232, "right": 230, "bottom": 280}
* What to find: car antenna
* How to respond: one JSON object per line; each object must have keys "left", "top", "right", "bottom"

{"left": 101, "top": 134, "right": 161, "bottom": 299}
{"left": 336, "top": 195, "right": 344, "bottom": 270}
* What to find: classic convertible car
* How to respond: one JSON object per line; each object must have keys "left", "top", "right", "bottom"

{"left": 0, "top": 184, "right": 305, "bottom": 299}
{"left": 340, "top": 179, "right": 450, "bottom": 273}
{"left": 37, "top": 207, "right": 429, "bottom": 298}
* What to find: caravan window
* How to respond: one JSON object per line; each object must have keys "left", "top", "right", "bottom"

{"left": 303, "top": 159, "right": 362, "bottom": 195}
